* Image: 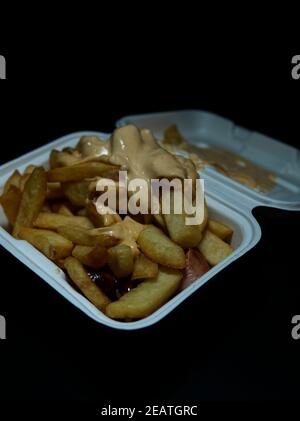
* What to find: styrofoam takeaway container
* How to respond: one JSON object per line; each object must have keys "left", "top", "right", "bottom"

{"left": 0, "top": 110, "right": 299, "bottom": 330}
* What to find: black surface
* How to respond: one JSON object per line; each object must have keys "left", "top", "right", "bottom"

{"left": 0, "top": 35, "right": 299, "bottom": 408}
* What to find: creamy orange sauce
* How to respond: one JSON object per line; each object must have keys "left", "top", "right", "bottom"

{"left": 76, "top": 125, "right": 189, "bottom": 183}
{"left": 61, "top": 124, "right": 275, "bottom": 193}
{"left": 110, "top": 125, "right": 187, "bottom": 182}
{"left": 162, "top": 125, "right": 276, "bottom": 192}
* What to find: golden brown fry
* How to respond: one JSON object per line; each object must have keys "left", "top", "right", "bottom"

{"left": 34, "top": 212, "right": 94, "bottom": 230}
{"left": 57, "top": 204, "right": 73, "bottom": 216}
{"left": 13, "top": 167, "right": 47, "bottom": 238}
{"left": 3, "top": 170, "right": 21, "bottom": 194}
{"left": 57, "top": 224, "right": 118, "bottom": 247}
{"left": 72, "top": 244, "right": 108, "bottom": 269}
{"left": 46, "top": 182, "right": 65, "bottom": 200}
{"left": 18, "top": 227, "right": 74, "bottom": 260}
{"left": 153, "top": 213, "right": 166, "bottom": 230}
{"left": 47, "top": 162, "right": 118, "bottom": 182}
{"left": 64, "top": 256, "right": 111, "bottom": 310}
{"left": 131, "top": 253, "right": 158, "bottom": 281}
{"left": 163, "top": 195, "right": 208, "bottom": 248}
{"left": 19, "top": 173, "right": 31, "bottom": 191}
{"left": 108, "top": 244, "right": 134, "bottom": 278}
{"left": 207, "top": 219, "right": 233, "bottom": 241}
{"left": 197, "top": 230, "right": 233, "bottom": 266}
{"left": 137, "top": 225, "right": 185, "bottom": 269}
{"left": 86, "top": 202, "right": 122, "bottom": 227}
{"left": 49, "top": 150, "right": 60, "bottom": 169}
{"left": 62, "top": 181, "right": 90, "bottom": 207}
{"left": 0, "top": 185, "right": 22, "bottom": 225}
{"left": 105, "top": 267, "right": 182, "bottom": 319}
{"left": 49, "top": 149, "right": 80, "bottom": 168}
{"left": 24, "top": 165, "right": 36, "bottom": 175}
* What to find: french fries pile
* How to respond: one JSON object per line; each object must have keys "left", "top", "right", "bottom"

{"left": 0, "top": 126, "right": 234, "bottom": 321}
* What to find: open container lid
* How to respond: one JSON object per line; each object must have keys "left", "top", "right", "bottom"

{"left": 116, "top": 110, "right": 300, "bottom": 211}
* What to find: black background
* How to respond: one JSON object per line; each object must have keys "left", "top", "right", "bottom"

{"left": 0, "top": 23, "right": 299, "bottom": 410}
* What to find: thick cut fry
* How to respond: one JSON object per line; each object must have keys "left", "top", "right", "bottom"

{"left": 108, "top": 244, "right": 134, "bottom": 278}
{"left": 64, "top": 256, "right": 111, "bottom": 310}
{"left": 57, "top": 204, "right": 73, "bottom": 216}
{"left": 13, "top": 167, "right": 47, "bottom": 238}
{"left": 24, "top": 165, "right": 36, "bottom": 175}
{"left": 72, "top": 244, "right": 108, "bottom": 269}
{"left": 163, "top": 199, "right": 208, "bottom": 248}
{"left": 62, "top": 181, "right": 90, "bottom": 207}
{"left": 106, "top": 267, "right": 182, "bottom": 319}
{"left": 153, "top": 213, "right": 166, "bottom": 230}
{"left": 0, "top": 185, "right": 22, "bottom": 225}
{"left": 3, "top": 170, "right": 21, "bottom": 194}
{"left": 19, "top": 173, "right": 31, "bottom": 191}
{"left": 137, "top": 225, "right": 185, "bottom": 269}
{"left": 46, "top": 182, "right": 65, "bottom": 200}
{"left": 86, "top": 202, "right": 122, "bottom": 227}
{"left": 18, "top": 227, "right": 73, "bottom": 260}
{"left": 198, "top": 230, "right": 233, "bottom": 266}
{"left": 47, "top": 162, "right": 118, "bottom": 182}
{"left": 131, "top": 253, "right": 158, "bottom": 281}
{"left": 57, "top": 224, "right": 118, "bottom": 247}
{"left": 34, "top": 212, "right": 94, "bottom": 230}
{"left": 207, "top": 219, "right": 233, "bottom": 241}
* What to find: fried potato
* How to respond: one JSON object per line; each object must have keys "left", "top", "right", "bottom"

{"left": 131, "top": 253, "right": 158, "bottom": 281}
{"left": 137, "top": 225, "right": 185, "bottom": 269}
{"left": 34, "top": 212, "right": 94, "bottom": 230}
{"left": 49, "top": 149, "right": 80, "bottom": 168}
{"left": 108, "top": 244, "right": 134, "bottom": 278}
{"left": 62, "top": 181, "right": 90, "bottom": 207}
{"left": 105, "top": 267, "right": 182, "bottom": 319}
{"left": 57, "top": 204, "right": 73, "bottom": 216}
{"left": 207, "top": 219, "right": 233, "bottom": 241}
{"left": 163, "top": 197, "right": 208, "bottom": 248}
{"left": 57, "top": 224, "right": 118, "bottom": 247}
{"left": 19, "top": 173, "right": 31, "bottom": 191}
{"left": 13, "top": 167, "right": 47, "bottom": 238}
{"left": 18, "top": 227, "right": 73, "bottom": 260}
{"left": 153, "top": 213, "right": 166, "bottom": 230}
{"left": 86, "top": 201, "right": 122, "bottom": 227}
{"left": 46, "top": 182, "right": 65, "bottom": 200}
{"left": 0, "top": 185, "right": 22, "bottom": 225}
{"left": 51, "top": 202, "right": 73, "bottom": 216}
{"left": 24, "top": 165, "right": 37, "bottom": 175}
{"left": 47, "top": 162, "right": 118, "bottom": 182}
{"left": 198, "top": 230, "right": 233, "bottom": 266}
{"left": 122, "top": 216, "right": 145, "bottom": 240}
{"left": 64, "top": 256, "right": 111, "bottom": 310}
{"left": 72, "top": 244, "right": 108, "bottom": 269}
{"left": 3, "top": 170, "right": 21, "bottom": 194}
{"left": 49, "top": 150, "right": 60, "bottom": 169}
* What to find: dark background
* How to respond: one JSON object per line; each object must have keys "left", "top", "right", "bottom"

{"left": 0, "top": 28, "right": 299, "bottom": 410}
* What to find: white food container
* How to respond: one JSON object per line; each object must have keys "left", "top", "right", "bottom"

{"left": 0, "top": 110, "right": 299, "bottom": 330}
